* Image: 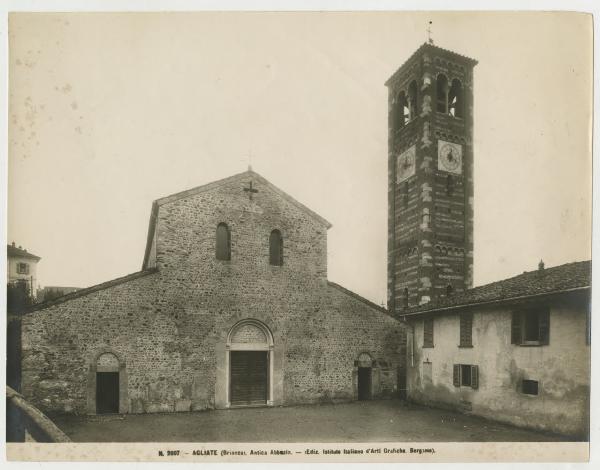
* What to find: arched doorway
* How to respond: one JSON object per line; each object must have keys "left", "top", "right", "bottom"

{"left": 96, "top": 352, "right": 120, "bottom": 414}
{"left": 227, "top": 319, "right": 274, "bottom": 407}
{"left": 87, "top": 349, "right": 128, "bottom": 415}
{"left": 356, "top": 352, "right": 373, "bottom": 401}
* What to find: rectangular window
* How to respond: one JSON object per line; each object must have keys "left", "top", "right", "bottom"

{"left": 459, "top": 313, "right": 473, "bottom": 347}
{"left": 17, "top": 263, "right": 29, "bottom": 275}
{"left": 423, "top": 318, "right": 434, "bottom": 348}
{"left": 522, "top": 379, "right": 539, "bottom": 396}
{"left": 453, "top": 364, "right": 479, "bottom": 390}
{"left": 511, "top": 307, "right": 550, "bottom": 346}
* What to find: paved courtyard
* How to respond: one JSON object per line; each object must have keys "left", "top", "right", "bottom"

{"left": 50, "top": 400, "right": 576, "bottom": 443}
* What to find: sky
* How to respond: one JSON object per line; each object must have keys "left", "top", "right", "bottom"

{"left": 7, "top": 11, "right": 592, "bottom": 305}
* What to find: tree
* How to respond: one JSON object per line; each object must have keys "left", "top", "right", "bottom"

{"left": 6, "top": 280, "right": 35, "bottom": 314}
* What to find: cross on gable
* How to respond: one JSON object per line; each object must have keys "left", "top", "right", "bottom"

{"left": 243, "top": 181, "right": 258, "bottom": 200}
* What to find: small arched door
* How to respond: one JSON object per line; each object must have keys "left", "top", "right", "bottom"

{"left": 357, "top": 352, "right": 373, "bottom": 401}
{"left": 96, "top": 352, "right": 120, "bottom": 414}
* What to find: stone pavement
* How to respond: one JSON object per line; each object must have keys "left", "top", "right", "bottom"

{"left": 51, "top": 400, "right": 576, "bottom": 443}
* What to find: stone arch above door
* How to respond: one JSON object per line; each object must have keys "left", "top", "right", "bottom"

{"left": 227, "top": 318, "right": 274, "bottom": 350}
{"left": 216, "top": 318, "right": 282, "bottom": 409}
{"left": 86, "top": 348, "right": 129, "bottom": 415}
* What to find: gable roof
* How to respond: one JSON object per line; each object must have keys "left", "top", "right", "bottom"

{"left": 7, "top": 244, "right": 41, "bottom": 261}
{"left": 402, "top": 260, "right": 591, "bottom": 317}
{"left": 142, "top": 169, "right": 332, "bottom": 269}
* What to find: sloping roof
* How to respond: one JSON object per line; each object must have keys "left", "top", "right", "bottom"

{"left": 7, "top": 244, "right": 41, "bottom": 261}
{"left": 142, "top": 169, "right": 332, "bottom": 269}
{"left": 327, "top": 281, "right": 388, "bottom": 315}
{"left": 403, "top": 260, "right": 591, "bottom": 317}
{"left": 24, "top": 268, "right": 158, "bottom": 314}
{"left": 385, "top": 42, "right": 478, "bottom": 87}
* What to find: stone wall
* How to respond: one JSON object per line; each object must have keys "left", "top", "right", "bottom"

{"left": 21, "top": 172, "right": 406, "bottom": 415}
{"left": 406, "top": 293, "right": 590, "bottom": 437}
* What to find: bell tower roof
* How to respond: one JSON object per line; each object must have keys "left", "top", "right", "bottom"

{"left": 384, "top": 43, "right": 478, "bottom": 88}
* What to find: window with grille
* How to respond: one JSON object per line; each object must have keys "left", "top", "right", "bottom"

{"left": 459, "top": 313, "right": 473, "bottom": 347}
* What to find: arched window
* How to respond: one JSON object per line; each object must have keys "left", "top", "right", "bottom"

{"left": 448, "top": 79, "right": 463, "bottom": 118}
{"left": 446, "top": 175, "right": 454, "bottom": 196}
{"left": 436, "top": 74, "right": 448, "bottom": 114}
{"left": 404, "top": 288, "right": 409, "bottom": 308}
{"left": 216, "top": 223, "right": 231, "bottom": 261}
{"left": 269, "top": 229, "right": 283, "bottom": 266}
{"left": 407, "top": 81, "right": 418, "bottom": 121}
{"left": 394, "top": 91, "right": 409, "bottom": 127}
{"left": 446, "top": 284, "right": 454, "bottom": 296}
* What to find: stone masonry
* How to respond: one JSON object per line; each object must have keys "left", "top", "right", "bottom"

{"left": 21, "top": 170, "right": 407, "bottom": 415}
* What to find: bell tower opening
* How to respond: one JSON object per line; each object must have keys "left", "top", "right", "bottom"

{"left": 386, "top": 43, "right": 477, "bottom": 314}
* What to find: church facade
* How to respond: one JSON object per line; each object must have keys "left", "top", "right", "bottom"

{"left": 20, "top": 170, "right": 406, "bottom": 415}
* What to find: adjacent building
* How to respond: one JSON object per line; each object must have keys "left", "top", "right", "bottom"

{"left": 402, "top": 260, "right": 591, "bottom": 438}
{"left": 7, "top": 242, "right": 41, "bottom": 298}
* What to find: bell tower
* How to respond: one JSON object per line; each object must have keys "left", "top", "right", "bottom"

{"left": 386, "top": 43, "right": 477, "bottom": 314}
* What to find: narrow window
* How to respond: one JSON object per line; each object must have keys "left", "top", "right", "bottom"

{"left": 522, "top": 379, "right": 539, "bottom": 396}
{"left": 394, "top": 91, "right": 409, "bottom": 127}
{"left": 448, "top": 79, "right": 464, "bottom": 118}
{"left": 436, "top": 74, "right": 448, "bottom": 113}
{"left": 446, "top": 175, "right": 454, "bottom": 196}
{"left": 403, "top": 287, "right": 409, "bottom": 308}
{"left": 459, "top": 313, "right": 473, "bottom": 347}
{"left": 407, "top": 81, "right": 418, "bottom": 121}
{"left": 446, "top": 284, "right": 454, "bottom": 296}
{"left": 460, "top": 364, "right": 472, "bottom": 386}
{"left": 215, "top": 223, "right": 231, "bottom": 261}
{"left": 423, "top": 318, "right": 434, "bottom": 348}
{"left": 403, "top": 181, "right": 409, "bottom": 207}
{"left": 422, "top": 213, "right": 430, "bottom": 228}
{"left": 269, "top": 229, "right": 283, "bottom": 266}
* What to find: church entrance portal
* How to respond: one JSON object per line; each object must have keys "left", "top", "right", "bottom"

{"left": 96, "top": 372, "right": 119, "bottom": 414}
{"left": 358, "top": 367, "right": 372, "bottom": 400}
{"left": 225, "top": 319, "right": 274, "bottom": 408}
{"left": 230, "top": 351, "right": 268, "bottom": 406}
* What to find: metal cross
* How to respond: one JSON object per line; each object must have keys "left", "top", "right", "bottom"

{"left": 427, "top": 21, "right": 434, "bottom": 45}
{"left": 243, "top": 181, "right": 258, "bottom": 200}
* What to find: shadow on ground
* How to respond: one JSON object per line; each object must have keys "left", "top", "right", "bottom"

{"left": 51, "top": 400, "right": 577, "bottom": 443}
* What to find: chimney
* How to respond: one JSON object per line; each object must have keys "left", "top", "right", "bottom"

{"left": 18, "top": 245, "right": 22, "bottom": 249}
{"left": 538, "top": 259, "right": 545, "bottom": 271}
{"left": 11, "top": 241, "right": 15, "bottom": 247}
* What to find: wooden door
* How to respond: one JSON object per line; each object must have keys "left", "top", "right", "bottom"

{"left": 230, "top": 351, "right": 268, "bottom": 406}
{"left": 358, "top": 367, "right": 372, "bottom": 401}
{"left": 96, "top": 372, "right": 119, "bottom": 414}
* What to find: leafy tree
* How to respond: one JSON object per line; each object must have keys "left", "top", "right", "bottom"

{"left": 6, "top": 280, "right": 34, "bottom": 314}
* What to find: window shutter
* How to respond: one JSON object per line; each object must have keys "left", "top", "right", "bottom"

{"left": 453, "top": 364, "right": 460, "bottom": 387}
{"left": 471, "top": 365, "right": 479, "bottom": 390}
{"left": 538, "top": 309, "right": 550, "bottom": 345}
{"left": 511, "top": 312, "right": 521, "bottom": 345}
